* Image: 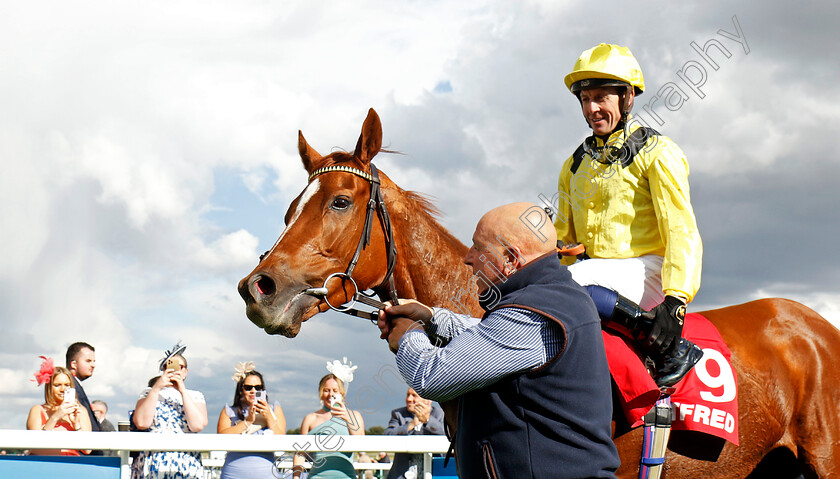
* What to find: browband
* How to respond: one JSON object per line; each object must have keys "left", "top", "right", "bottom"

{"left": 309, "top": 165, "right": 374, "bottom": 183}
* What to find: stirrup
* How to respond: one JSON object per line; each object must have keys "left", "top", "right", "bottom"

{"left": 654, "top": 339, "right": 704, "bottom": 388}
{"left": 639, "top": 397, "right": 672, "bottom": 479}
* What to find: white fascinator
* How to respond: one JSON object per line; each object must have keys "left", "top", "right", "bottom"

{"left": 232, "top": 361, "right": 256, "bottom": 382}
{"left": 326, "top": 357, "right": 357, "bottom": 385}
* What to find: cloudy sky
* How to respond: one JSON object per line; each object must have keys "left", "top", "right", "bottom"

{"left": 2, "top": 0, "right": 838, "bottom": 433}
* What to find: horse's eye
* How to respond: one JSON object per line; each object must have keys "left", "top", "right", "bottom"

{"left": 330, "top": 197, "right": 351, "bottom": 210}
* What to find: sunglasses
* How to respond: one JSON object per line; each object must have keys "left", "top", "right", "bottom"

{"left": 243, "top": 384, "right": 265, "bottom": 391}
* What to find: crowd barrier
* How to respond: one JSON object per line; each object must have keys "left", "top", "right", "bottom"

{"left": 0, "top": 430, "right": 456, "bottom": 479}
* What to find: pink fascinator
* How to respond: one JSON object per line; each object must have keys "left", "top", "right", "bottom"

{"left": 33, "top": 356, "right": 55, "bottom": 386}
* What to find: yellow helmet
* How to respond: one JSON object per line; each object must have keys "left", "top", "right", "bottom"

{"left": 565, "top": 43, "right": 645, "bottom": 95}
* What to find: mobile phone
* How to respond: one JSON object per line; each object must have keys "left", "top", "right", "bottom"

{"left": 330, "top": 393, "right": 342, "bottom": 408}
{"left": 165, "top": 357, "right": 179, "bottom": 372}
{"left": 63, "top": 388, "right": 76, "bottom": 405}
{"left": 255, "top": 390, "right": 266, "bottom": 403}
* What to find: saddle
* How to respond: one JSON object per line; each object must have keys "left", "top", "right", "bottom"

{"left": 605, "top": 314, "right": 739, "bottom": 445}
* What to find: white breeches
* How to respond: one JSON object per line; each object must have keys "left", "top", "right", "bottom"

{"left": 568, "top": 255, "right": 665, "bottom": 310}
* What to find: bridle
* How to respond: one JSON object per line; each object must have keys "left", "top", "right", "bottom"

{"left": 300, "top": 163, "right": 400, "bottom": 320}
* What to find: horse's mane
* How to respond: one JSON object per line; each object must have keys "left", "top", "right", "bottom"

{"left": 404, "top": 190, "right": 442, "bottom": 220}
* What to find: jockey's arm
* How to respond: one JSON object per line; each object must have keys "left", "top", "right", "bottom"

{"left": 648, "top": 139, "right": 703, "bottom": 303}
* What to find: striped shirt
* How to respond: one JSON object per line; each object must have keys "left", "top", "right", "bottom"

{"left": 395, "top": 307, "right": 565, "bottom": 403}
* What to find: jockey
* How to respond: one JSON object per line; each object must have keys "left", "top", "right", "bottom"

{"left": 555, "top": 43, "right": 703, "bottom": 387}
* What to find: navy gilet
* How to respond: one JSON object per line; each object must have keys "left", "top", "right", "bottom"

{"left": 455, "top": 253, "right": 619, "bottom": 479}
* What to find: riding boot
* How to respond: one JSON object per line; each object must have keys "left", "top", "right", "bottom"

{"left": 652, "top": 339, "right": 704, "bottom": 388}
{"left": 584, "top": 285, "right": 645, "bottom": 331}
{"left": 584, "top": 285, "right": 704, "bottom": 388}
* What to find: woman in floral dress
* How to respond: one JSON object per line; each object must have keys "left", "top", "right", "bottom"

{"left": 131, "top": 344, "right": 208, "bottom": 479}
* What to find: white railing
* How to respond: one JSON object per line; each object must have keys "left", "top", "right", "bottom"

{"left": 0, "top": 430, "right": 452, "bottom": 479}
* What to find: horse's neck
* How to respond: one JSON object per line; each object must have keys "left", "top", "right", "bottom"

{"left": 386, "top": 193, "right": 482, "bottom": 317}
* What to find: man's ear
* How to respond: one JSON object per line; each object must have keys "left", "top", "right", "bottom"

{"left": 504, "top": 246, "right": 525, "bottom": 269}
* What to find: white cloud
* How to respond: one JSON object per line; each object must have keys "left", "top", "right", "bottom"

{"left": 189, "top": 230, "right": 260, "bottom": 271}
{"left": 0, "top": 369, "right": 30, "bottom": 397}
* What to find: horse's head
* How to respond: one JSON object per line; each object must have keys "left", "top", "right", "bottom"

{"left": 238, "top": 109, "right": 396, "bottom": 337}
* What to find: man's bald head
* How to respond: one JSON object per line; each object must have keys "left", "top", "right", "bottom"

{"left": 474, "top": 202, "right": 556, "bottom": 264}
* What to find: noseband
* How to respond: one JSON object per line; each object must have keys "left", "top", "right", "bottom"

{"left": 303, "top": 163, "right": 400, "bottom": 320}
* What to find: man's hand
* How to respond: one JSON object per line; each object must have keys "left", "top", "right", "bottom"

{"left": 641, "top": 295, "right": 686, "bottom": 356}
{"left": 383, "top": 316, "right": 426, "bottom": 353}
{"left": 413, "top": 400, "right": 431, "bottom": 424}
{"left": 377, "top": 299, "right": 433, "bottom": 340}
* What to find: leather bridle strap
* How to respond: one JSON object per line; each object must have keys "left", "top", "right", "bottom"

{"left": 369, "top": 164, "right": 399, "bottom": 302}
{"left": 345, "top": 165, "right": 379, "bottom": 278}
{"left": 307, "top": 163, "right": 400, "bottom": 314}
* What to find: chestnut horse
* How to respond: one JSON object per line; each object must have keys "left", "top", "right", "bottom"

{"left": 239, "top": 109, "right": 840, "bottom": 478}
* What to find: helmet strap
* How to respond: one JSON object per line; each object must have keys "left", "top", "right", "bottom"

{"left": 620, "top": 85, "right": 633, "bottom": 121}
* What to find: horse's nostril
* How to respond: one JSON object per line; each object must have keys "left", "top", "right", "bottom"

{"left": 255, "top": 276, "right": 277, "bottom": 296}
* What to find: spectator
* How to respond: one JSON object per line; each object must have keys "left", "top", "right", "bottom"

{"left": 91, "top": 400, "right": 116, "bottom": 431}
{"left": 65, "top": 342, "right": 100, "bottom": 435}
{"left": 26, "top": 357, "right": 92, "bottom": 455}
{"left": 376, "top": 452, "right": 392, "bottom": 479}
{"left": 130, "top": 342, "right": 208, "bottom": 479}
{"left": 356, "top": 452, "right": 375, "bottom": 479}
{"left": 384, "top": 388, "right": 445, "bottom": 479}
{"left": 217, "top": 361, "right": 286, "bottom": 479}
{"left": 293, "top": 359, "right": 364, "bottom": 479}
{"left": 91, "top": 400, "right": 118, "bottom": 457}
{"left": 379, "top": 202, "right": 620, "bottom": 478}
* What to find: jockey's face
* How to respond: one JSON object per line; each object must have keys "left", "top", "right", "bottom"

{"left": 580, "top": 86, "right": 628, "bottom": 136}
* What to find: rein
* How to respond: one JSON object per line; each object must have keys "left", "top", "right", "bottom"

{"left": 303, "top": 163, "right": 399, "bottom": 320}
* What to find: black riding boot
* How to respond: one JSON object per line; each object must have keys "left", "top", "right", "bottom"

{"left": 652, "top": 339, "right": 704, "bottom": 388}
{"left": 586, "top": 285, "right": 704, "bottom": 388}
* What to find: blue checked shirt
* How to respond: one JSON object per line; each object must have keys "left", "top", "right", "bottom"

{"left": 395, "top": 307, "right": 565, "bottom": 403}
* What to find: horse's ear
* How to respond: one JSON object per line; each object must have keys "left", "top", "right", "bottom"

{"left": 298, "top": 130, "right": 322, "bottom": 174}
{"left": 353, "top": 108, "right": 382, "bottom": 164}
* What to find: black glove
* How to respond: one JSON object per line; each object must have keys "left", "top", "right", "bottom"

{"left": 640, "top": 295, "right": 686, "bottom": 356}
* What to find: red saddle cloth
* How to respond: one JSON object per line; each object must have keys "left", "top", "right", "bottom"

{"left": 603, "top": 312, "right": 739, "bottom": 445}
